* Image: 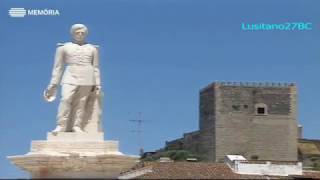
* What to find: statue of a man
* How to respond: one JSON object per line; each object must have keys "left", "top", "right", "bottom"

{"left": 44, "top": 24, "right": 101, "bottom": 133}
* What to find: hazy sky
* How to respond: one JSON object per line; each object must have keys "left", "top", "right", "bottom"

{"left": 0, "top": 0, "right": 319, "bottom": 178}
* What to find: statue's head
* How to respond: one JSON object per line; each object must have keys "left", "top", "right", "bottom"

{"left": 70, "top": 24, "right": 88, "bottom": 43}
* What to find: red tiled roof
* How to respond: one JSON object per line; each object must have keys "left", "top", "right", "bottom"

{"left": 122, "top": 162, "right": 281, "bottom": 179}
{"left": 121, "top": 162, "right": 320, "bottom": 179}
{"left": 299, "top": 171, "right": 320, "bottom": 179}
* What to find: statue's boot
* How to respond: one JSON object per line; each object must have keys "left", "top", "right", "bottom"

{"left": 72, "top": 126, "right": 85, "bottom": 133}
{"left": 52, "top": 125, "right": 66, "bottom": 133}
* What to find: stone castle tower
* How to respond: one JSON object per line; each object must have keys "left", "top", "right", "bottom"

{"left": 165, "top": 81, "right": 299, "bottom": 162}
{"left": 199, "top": 82, "right": 298, "bottom": 162}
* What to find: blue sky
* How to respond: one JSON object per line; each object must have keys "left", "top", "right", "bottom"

{"left": 0, "top": 0, "right": 319, "bottom": 178}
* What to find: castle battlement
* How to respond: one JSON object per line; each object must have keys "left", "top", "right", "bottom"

{"left": 201, "top": 81, "right": 296, "bottom": 93}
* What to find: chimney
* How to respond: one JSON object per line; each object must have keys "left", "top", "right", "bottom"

{"left": 298, "top": 125, "right": 303, "bottom": 139}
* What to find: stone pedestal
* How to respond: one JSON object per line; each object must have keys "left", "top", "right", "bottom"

{"left": 7, "top": 132, "right": 139, "bottom": 178}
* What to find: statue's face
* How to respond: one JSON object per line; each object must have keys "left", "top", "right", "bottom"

{"left": 72, "top": 28, "right": 87, "bottom": 42}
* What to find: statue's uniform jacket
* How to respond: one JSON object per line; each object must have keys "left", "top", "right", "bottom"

{"left": 50, "top": 42, "right": 100, "bottom": 86}
{"left": 49, "top": 42, "right": 101, "bottom": 129}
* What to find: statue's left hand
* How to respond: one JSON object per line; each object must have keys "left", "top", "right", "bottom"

{"left": 43, "top": 84, "right": 57, "bottom": 102}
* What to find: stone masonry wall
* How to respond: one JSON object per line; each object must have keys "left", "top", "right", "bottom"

{"left": 164, "top": 82, "right": 298, "bottom": 163}
{"left": 214, "top": 83, "right": 298, "bottom": 162}
{"left": 198, "top": 83, "right": 217, "bottom": 161}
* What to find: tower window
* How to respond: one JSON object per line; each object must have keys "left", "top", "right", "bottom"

{"left": 232, "top": 105, "right": 240, "bottom": 111}
{"left": 254, "top": 103, "right": 268, "bottom": 115}
{"left": 257, "top": 107, "right": 265, "bottom": 114}
{"left": 251, "top": 155, "right": 259, "bottom": 160}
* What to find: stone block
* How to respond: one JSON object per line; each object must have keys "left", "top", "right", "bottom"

{"left": 47, "top": 132, "right": 104, "bottom": 142}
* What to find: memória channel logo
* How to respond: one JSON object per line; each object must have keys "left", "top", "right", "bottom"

{"left": 9, "top": 8, "right": 60, "bottom": 17}
{"left": 241, "top": 22, "right": 312, "bottom": 31}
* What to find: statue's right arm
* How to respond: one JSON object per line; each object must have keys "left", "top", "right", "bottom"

{"left": 49, "top": 45, "right": 65, "bottom": 86}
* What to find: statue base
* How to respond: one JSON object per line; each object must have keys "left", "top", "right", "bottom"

{"left": 7, "top": 132, "right": 139, "bottom": 179}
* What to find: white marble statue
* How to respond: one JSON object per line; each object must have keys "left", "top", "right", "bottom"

{"left": 44, "top": 24, "right": 102, "bottom": 133}
{"left": 7, "top": 26, "right": 140, "bottom": 178}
